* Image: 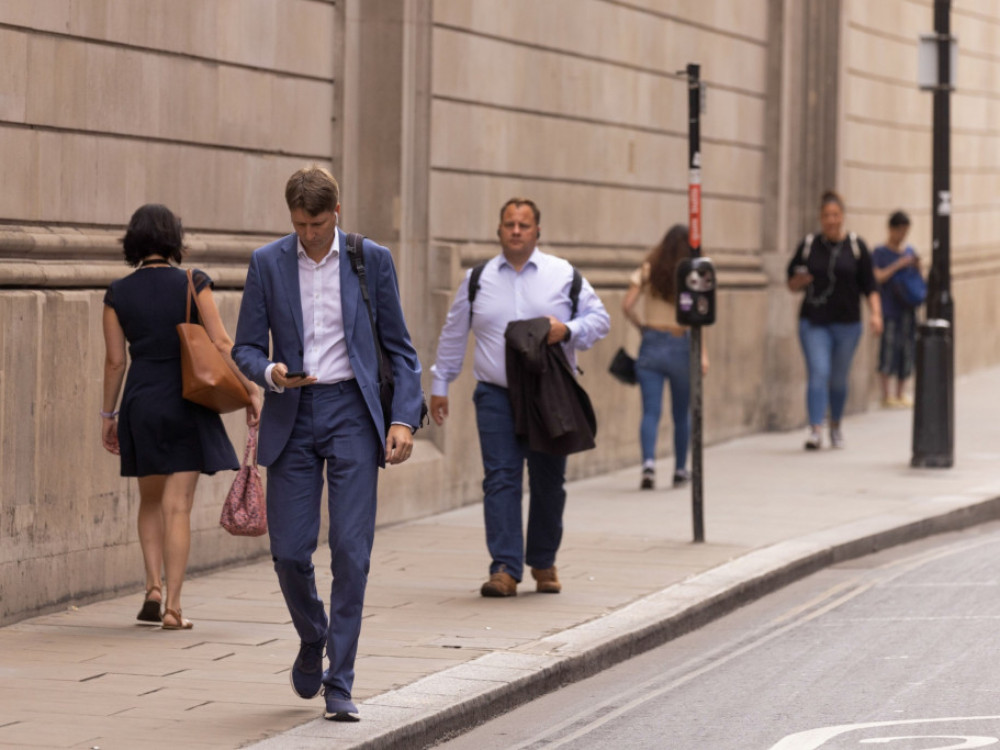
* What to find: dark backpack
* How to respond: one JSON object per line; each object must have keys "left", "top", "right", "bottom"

{"left": 345, "top": 233, "right": 428, "bottom": 431}
{"left": 467, "top": 262, "right": 583, "bottom": 325}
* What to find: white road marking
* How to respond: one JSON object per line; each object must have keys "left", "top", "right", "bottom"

{"left": 862, "top": 738, "right": 997, "bottom": 748}
{"left": 769, "top": 719, "right": 1000, "bottom": 749}
{"left": 823, "top": 615, "right": 1000, "bottom": 622}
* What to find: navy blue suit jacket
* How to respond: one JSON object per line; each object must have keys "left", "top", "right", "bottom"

{"left": 232, "top": 229, "right": 423, "bottom": 467}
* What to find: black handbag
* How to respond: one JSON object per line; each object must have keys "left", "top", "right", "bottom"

{"left": 608, "top": 347, "right": 637, "bottom": 385}
{"left": 345, "top": 233, "right": 428, "bottom": 433}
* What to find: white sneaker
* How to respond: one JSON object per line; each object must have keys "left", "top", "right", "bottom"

{"left": 829, "top": 427, "right": 844, "bottom": 449}
{"left": 804, "top": 430, "right": 822, "bottom": 450}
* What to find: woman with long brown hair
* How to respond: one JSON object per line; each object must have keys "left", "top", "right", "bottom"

{"left": 623, "top": 224, "right": 708, "bottom": 490}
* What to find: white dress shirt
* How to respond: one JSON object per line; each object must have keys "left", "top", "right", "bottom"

{"left": 266, "top": 233, "right": 356, "bottom": 390}
{"left": 430, "top": 248, "right": 610, "bottom": 395}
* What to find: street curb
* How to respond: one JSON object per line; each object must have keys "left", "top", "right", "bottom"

{"left": 246, "top": 492, "right": 1000, "bottom": 750}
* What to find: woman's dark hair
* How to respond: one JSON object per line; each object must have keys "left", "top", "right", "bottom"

{"left": 644, "top": 224, "right": 690, "bottom": 302}
{"left": 820, "top": 190, "right": 844, "bottom": 211}
{"left": 121, "top": 204, "right": 185, "bottom": 266}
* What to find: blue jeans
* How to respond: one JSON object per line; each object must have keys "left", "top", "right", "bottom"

{"left": 878, "top": 313, "right": 916, "bottom": 380}
{"left": 473, "top": 382, "right": 567, "bottom": 582}
{"left": 635, "top": 328, "right": 691, "bottom": 471}
{"left": 798, "top": 319, "right": 863, "bottom": 426}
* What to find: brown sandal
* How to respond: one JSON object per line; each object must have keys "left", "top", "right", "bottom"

{"left": 161, "top": 607, "right": 193, "bottom": 630}
{"left": 137, "top": 585, "right": 162, "bottom": 623}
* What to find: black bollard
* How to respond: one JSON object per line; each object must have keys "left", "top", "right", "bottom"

{"left": 911, "top": 319, "right": 954, "bottom": 467}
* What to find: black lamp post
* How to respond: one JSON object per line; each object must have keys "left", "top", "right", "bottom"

{"left": 912, "top": 0, "right": 955, "bottom": 468}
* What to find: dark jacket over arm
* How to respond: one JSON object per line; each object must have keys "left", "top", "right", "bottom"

{"left": 504, "top": 317, "right": 596, "bottom": 456}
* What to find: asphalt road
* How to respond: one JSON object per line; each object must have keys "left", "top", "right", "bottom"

{"left": 433, "top": 522, "right": 1000, "bottom": 750}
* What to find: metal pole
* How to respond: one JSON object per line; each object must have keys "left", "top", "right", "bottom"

{"left": 912, "top": 0, "right": 954, "bottom": 468}
{"left": 928, "top": 0, "right": 953, "bottom": 324}
{"left": 686, "top": 63, "right": 705, "bottom": 542}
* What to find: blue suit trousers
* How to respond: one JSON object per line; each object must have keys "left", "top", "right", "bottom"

{"left": 265, "top": 380, "right": 380, "bottom": 701}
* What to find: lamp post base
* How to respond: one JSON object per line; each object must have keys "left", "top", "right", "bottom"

{"left": 911, "top": 319, "right": 954, "bottom": 469}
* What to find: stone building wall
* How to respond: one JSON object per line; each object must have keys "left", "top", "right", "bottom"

{"left": 0, "top": 0, "right": 339, "bottom": 623}
{"left": 840, "top": 0, "right": 1000, "bottom": 373}
{"left": 425, "top": 0, "right": 774, "bottom": 483}
{"left": 3, "top": 0, "right": 999, "bottom": 624}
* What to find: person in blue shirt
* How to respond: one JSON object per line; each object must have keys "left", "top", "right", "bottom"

{"left": 872, "top": 210, "right": 922, "bottom": 408}
{"left": 429, "top": 198, "right": 610, "bottom": 598}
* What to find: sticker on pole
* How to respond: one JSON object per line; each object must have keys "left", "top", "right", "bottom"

{"left": 938, "top": 189, "right": 952, "bottom": 216}
{"left": 689, "top": 165, "right": 702, "bottom": 251}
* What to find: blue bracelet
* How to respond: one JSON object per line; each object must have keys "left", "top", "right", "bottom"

{"left": 100, "top": 410, "right": 119, "bottom": 418}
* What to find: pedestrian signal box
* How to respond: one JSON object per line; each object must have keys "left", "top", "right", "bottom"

{"left": 676, "top": 257, "right": 716, "bottom": 326}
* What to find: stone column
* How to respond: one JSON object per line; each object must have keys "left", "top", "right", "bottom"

{"left": 761, "top": 0, "right": 843, "bottom": 430}
{"left": 338, "top": 0, "right": 433, "bottom": 357}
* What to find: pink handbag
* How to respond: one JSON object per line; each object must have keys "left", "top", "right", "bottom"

{"left": 220, "top": 425, "right": 267, "bottom": 537}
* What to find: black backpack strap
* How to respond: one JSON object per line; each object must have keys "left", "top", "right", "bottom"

{"left": 345, "top": 232, "right": 386, "bottom": 377}
{"left": 346, "top": 233, "right": 373, "bottom": 311}
{"left": 345, "top": 232, "right": 366, "bottom": 283}
{"left": 569, "top": 267, "right": 582, "bottom": 320}
{"left": 467, "top": 261, "right": 488, "bottom": 326}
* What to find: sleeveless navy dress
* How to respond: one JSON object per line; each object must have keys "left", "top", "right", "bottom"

{"left": 104, "top": 266, "right": 239, "bottom": 477}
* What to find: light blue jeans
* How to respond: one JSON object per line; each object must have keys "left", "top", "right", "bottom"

{"left": 635, "top": 328, "right": 691, "bottom": 471}
{"left": 798, "top": 319, "right": 863, "bottom": 426}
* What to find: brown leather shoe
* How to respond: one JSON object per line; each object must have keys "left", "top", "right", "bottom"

{"left": 480, "top": 571, "right": 518, "bottom": 597}
{"left": 531, "top": 566, "right": 561, "bottom": 594}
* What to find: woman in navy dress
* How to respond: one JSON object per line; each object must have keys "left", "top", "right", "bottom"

{"left": 101, "top": 204, "right": 261, "bottom": 630}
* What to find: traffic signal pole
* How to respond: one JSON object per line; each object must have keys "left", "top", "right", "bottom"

{"left": 685, "top": 63, "right": 705, "bottom": 543}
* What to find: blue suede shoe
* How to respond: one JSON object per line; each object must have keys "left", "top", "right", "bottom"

{"left": 289, "top": 637, "right": 325, "bottom": 699}
{"left": 324, "top": 692, "right": 360, "bottom": 722}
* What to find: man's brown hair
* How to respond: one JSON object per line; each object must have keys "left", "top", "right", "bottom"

{"left": 498, "top": 197, "right": 540, "bottom": 225}
{"left": 285, "top": 166, "right": 340, "bottom": 215}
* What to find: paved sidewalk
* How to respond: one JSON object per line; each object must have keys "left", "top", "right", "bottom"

{"left": 3, "top": 369, "right": 999, "bottom": 750}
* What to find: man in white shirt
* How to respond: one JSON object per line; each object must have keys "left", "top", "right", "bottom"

{"left": 233, "top": 166, "right": 423, "bottom": 721}
{"left": 430, "top": 198, "right": 610, "bottom": 597}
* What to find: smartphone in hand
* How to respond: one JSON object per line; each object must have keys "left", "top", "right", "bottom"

{"left": 285, "top": 370, "right": 308, "bottom": 379}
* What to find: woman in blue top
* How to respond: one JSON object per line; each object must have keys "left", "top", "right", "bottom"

{"left": 787, "top": 191, "right": 882, "bottom": 450}
{"left": 872, "top": 210, "right": 922, "bottom": 408}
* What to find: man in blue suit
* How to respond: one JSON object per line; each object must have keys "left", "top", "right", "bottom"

{"left": 233, "top": 166, "right": 423, "bottom": 721}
